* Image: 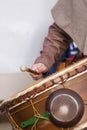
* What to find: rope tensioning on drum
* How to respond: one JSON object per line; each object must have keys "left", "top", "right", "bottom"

{"left": 20, "top": 99, "right": 50, "bottom": 129}
{"left": 8, "top": 112, "right": 23, "bottom": 130}
{"left": 20, "top": 99, "right": 71, "bottom": 130}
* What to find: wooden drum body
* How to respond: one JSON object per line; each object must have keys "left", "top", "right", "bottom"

{"left": 1, "top": 58, "right": 87, "bottom": 130}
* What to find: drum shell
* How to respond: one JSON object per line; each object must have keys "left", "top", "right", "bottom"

{"left": 7, "top": 71, "right": 87, "bottom": 130}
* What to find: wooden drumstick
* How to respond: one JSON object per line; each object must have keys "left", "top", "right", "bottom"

{"left": 20, "top": 65, "right": 39, "bottom": 75}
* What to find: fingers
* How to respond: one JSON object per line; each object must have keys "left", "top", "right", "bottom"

{"left": 30, "top": 73, "right": 43, "bottom": 80}
{"left": 31, "top": 63, "right": 48, "bottom": 73}
{"left": 30, "top": 63, "right": 48, "bottom": 80}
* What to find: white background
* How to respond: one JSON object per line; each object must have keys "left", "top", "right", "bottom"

{"left": 0, "top": 0, "right": 57, "bottom": 100}
{"left": 0, "top": 0, "right": 57, "bottom": 73}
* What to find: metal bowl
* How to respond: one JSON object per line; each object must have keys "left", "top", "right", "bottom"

{"left": 46, "top": 88, "right": 84, "bottom": 128}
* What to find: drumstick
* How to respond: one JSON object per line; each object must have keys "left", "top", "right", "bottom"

{"left": 20, "top": 65, "right": 39, "bottom": 75}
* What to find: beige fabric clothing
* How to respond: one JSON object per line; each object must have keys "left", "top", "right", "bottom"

{"left": 51, "top": 0, "right": 87, "bottom": 54}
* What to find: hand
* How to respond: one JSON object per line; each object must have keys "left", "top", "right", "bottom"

{"left": 30, "top": 63, "right": 48, "bottom": 80}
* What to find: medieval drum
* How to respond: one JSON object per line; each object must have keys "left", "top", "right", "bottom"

{"left": 0, "top": 58, "right": 87, "bottom": 130}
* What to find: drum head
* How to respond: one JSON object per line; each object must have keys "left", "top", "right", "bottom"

{"left": 46, "top": 88, "right": 84, "bottom": 128}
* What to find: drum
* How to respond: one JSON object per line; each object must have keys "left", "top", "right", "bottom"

{"left": 0, "top": 58, "right": 87, "bottom": 130}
